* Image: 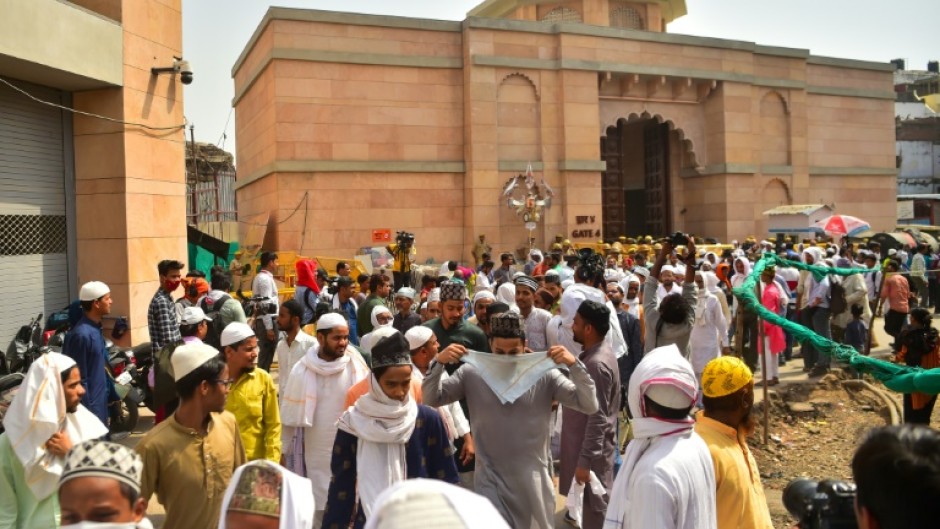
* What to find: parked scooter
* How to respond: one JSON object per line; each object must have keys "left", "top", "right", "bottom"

{"left": 0, "top": 373, "right": 25, "bottom": 435}
{"left": 105, "top": 340, "right": 142, "bottom": 434}
{"left": 3, "top": 313, "right": 50, "bottom": 376}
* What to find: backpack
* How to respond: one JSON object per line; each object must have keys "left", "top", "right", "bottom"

{"left": 829, "top": 280, "right": 848, "bottom": 314}
{"left": 153, "top": 341, "right": 181, "bottom": 409}
{"left": 201, "top": 294, "right": 232, "bottom": 349}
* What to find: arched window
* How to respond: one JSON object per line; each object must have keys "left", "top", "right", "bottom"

{"left": 610, "top": 5, "right": 644, "bottom": 30}
{"left": 541, "top": 6, "right": 582, "bottom": 23}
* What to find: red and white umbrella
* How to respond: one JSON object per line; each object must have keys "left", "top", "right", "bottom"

{"left": 814, "top": 215, "right": 871, "bottom": 237}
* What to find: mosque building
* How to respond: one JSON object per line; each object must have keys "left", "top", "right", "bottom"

{"left": 233, "top": 0, "right": 896, "bottom": 261}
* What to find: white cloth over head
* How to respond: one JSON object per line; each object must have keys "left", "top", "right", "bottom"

{"left": 280, "top": 343, "right": 370, "bottom": 429}
{"left": 2, "top": 352, "right": 108, "bottom": 499}
{"left": 364, "top": 478, "right": 511, "bottom": 529}
{"left": 459, "top": 350, "right": 558, "bottom": 405}
{"left": 496, "top": 282, "right": 518, "bottom": 313}
{"left": 548, "top": 283, "right": 627, "bottom": 358}
{"left": 335, "top": 375, "right": 419, "bottom": 518}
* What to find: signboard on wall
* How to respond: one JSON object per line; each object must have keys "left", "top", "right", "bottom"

{"left": 897, "top": 200, "right": 915, "bottom": 221}
{"left": 372, "top": 229, "right": 392, "bottom": 243}
{"left": 568, "top": 209, "right": 602, "bottom": 240}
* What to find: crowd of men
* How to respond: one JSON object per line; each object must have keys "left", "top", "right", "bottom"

{"left": 0, "top": 234, "right": 938, "bottom": 529}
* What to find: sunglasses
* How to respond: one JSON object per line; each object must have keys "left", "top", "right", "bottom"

{"left": 212, "top": 378, "right": 235, "bottom": 389}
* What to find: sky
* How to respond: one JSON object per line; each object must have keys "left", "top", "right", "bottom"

{"left": 182, "top": 0, "right": 939, "bottom": 160}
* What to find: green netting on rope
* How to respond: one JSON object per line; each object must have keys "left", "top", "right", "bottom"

{"left": 732, "top": 253, "right": 940, "bottom": 395}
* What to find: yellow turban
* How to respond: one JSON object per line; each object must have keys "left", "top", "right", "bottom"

{"left": 701, "top": 356, "right": 753, "bottom": 398}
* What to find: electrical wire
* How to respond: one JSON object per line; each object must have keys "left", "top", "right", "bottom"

{"left": 217, "top": 107, "right": 234, "bottom": 150}
{"left": 0, "top": 76, "right": 187, "bottom": 131}
{"left": 238, "top": 191, "right": 309, "bottom": 227}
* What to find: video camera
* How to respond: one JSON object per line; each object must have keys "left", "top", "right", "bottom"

{"left": 668, "top": 231, "right": 690, "bottom": 248}
{"left": 783, "top": 478, "right": 857, "bottom": 529}
{"left": 396, "top": 231, "right": 415, "bottom": 247}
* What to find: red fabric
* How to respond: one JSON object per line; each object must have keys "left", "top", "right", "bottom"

{"left": 759, "top": 281, "right": 786, "bottom": 354}
{"left": 295, "top": 259, "right": 320, "bottom": 295}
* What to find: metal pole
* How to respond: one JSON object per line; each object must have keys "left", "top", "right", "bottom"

{"left": 755, "top": 278, "right": 769, "bottom": 445}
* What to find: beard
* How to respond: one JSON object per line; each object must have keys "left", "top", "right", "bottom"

{"left": 241, "top": 365, "right": 256, "bottom": 376}
{"left": 66, "top": 402, "right": 79, "bottom": 414}
{"left": 741, "top": 405, "right": 759, "bottom": 436}
{"left": 321, "top": 343, "right": 345, "bottom": 360}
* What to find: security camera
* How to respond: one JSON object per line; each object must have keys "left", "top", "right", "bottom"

{"left": 151, "top": 57, "right": 193, "bottom": 85}
{"left": 176, "top": 60, "right": 193, "bottom": 85}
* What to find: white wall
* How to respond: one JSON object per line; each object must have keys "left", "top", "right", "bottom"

{"left": 898, "top": 140, "right": 935, "bottom": 178}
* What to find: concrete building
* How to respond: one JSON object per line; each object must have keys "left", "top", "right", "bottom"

{"left": 232, "top": 0, "right": 897, "bottom": 263}
{"left": 0, "top": 0, "right": 186, "bottom": 346}
{"left": 894, "top": 62, "right": 940, "bottom": 195}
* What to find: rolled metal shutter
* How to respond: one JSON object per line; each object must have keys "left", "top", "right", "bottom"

{"left": 0, "top": 78, "right": 71, "bottom": 348}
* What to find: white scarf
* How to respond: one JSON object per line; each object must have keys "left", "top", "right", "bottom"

{"left": 217, "top": 461, "right": 314, "bottom": 529}
{"left": 460, "top": 350, "right": 558, "bottom": 404}
{"left": 364, "top": 479, "right": 511, "bottom": 529}
{"left": 336, "top": 375, "right": 418, "bottom": 518}
{"left": 603, "top": 345, "right": 698, "bottom": 529}
{"left": 558, "top": 283, "right": 628, "bottom": 358}
{"left": 280, "top": 343, "right": 369, "bottom": 428}
{"left": 3, "top": 352, "right": 108, "bottom": 500}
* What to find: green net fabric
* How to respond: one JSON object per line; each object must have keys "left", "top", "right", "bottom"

{"left": 731, "top": 253, "right": 940, "bottom": 394}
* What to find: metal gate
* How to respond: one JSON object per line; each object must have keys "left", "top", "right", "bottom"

{"left": 0, "top": 77, "right": 72, "bottom": 347}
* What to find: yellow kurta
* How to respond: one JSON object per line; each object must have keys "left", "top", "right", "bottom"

{"left": 225, "top": 368, "right": 282, "bottom": 462}
{"left": 695, "top": 413, "right": 774, "bottom": 529}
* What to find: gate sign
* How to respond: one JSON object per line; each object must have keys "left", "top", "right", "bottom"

{"left": 372, "top": 229, "right": 392, "bottom": 243}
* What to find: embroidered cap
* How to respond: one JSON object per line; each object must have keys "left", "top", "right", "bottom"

{"left": 513, "top": 275, "right": 539, "bottom": 293}
{"left": 405, "top": 326, "right": 434, "bottom": 352}
{"left": 226, "top": 461, "right": 283, "bottom": 519}
{"left": 60, "top": 440, "right": 143, "bottom": 494}
{"left": 701, "top": 356, "right": 753, "bottom": 398}
{"left": 371, "top": 331, "right": 413, "bottom": 369}
{"left": 489, "top": 312, "right": 525, "bottom": 339}
{"left": 440, "top": 280, "right": 467, "bottom": 302}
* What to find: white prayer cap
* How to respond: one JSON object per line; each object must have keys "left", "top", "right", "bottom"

{"left": 419, "top": 302, "right": 428, "bottom": 311}
{"left": 365, "top": 479, "right": 510, "bottom": 529}
{"left": 405, "top": 326, "right": 434, "bottom": 351}
{"left": 428, "top": 288, "right": 441, "bottom": 303}
{"left": 631, "top": 267, "right": 649, "bottom": 279}
{"left": 545, "top": 269, "right": 560, "bottom": 277}
{"left": 472, "top": 290, "right": 496, "bottom": 306}
{"left": 317, "top": 312, "right": 348, "bottom": 331}
{"left": 561, "top": 279, "right": 574, "bottom": 290}
{"left": 660, "top": 265, "right": 676, "bottom": 275}
{"left": 79, "top": 281, "right": 110, "bottom": 302}
{"left": 181, "top": 306, "right": 212, "bottom": 326}
{"left": 171, "top": 343, "right": 220, "bottom": 381}
{"left": 220, "top": 321, "right": 254, "bottom": 347}
{"left": 888, "top": 249, "right": 898, "bottom": 256}
{"left": 395, "top": 287, "right": 417, "bottom": 300}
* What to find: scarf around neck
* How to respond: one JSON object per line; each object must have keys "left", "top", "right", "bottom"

{"left": 280, "top": 343, "right": 369, "bottom": 427}
{"left": 336, "top": 375, "right": 418, "bottom": 518}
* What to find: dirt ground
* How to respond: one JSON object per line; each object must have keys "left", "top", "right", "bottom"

{"left": 749, "top": 371, "right": 940, "bottom": 528}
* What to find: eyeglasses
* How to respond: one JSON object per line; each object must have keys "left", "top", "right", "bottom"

{"left": 212, "top": 378, "right": 235, "bottom": 389}
{"left": 376, "top": 315, "right": 393, "bottom": 324}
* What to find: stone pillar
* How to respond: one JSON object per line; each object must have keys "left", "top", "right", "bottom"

{"left": 72, "top": 0, "right": 186, "bottom": 345}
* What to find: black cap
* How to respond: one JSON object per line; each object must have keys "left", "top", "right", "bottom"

{"left": 371, "top": 332, "right": 413, "bottom": 369}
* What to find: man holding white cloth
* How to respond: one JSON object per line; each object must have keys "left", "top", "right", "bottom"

{"left": 280, "top": 312, "right": 369, "bottom": 528}
{"left": 423, "top": 312, "right": 598, "bottom": 529}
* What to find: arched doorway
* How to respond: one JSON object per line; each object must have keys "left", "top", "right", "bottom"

{"left": 600, "top": 118, "right": 672, "bottom": 238}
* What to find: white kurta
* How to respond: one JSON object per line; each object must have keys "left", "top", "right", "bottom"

{"left": 523, "top": 308, "right": 553, "bottom": 351}
{"left": 689, "top": 294, "right": 729, "bottom": 375}
{"left": 623, "top": 431, "right": 717, "bottom": 529}
{"left": 283, "top": 373, "right": 359, "bottom": 513}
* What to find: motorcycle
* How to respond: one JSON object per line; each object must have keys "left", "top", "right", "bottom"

{"left": 3, "top": 313, "right": 46, "bottom": 376}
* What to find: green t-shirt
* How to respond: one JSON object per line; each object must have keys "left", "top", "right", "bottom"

{"left": 423, "top": 318, "right": 490, "bottom": 354}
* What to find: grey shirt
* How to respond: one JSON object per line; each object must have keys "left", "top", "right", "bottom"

{"left": 644, "top": 274, "right": 697, "bottom": 356}
{"left": 423, "top": 358, "right": 598, "bottom": 529}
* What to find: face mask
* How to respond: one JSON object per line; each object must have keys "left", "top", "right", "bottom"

{"left": 165, "top": 279, "right": 181, "bottom": 291}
